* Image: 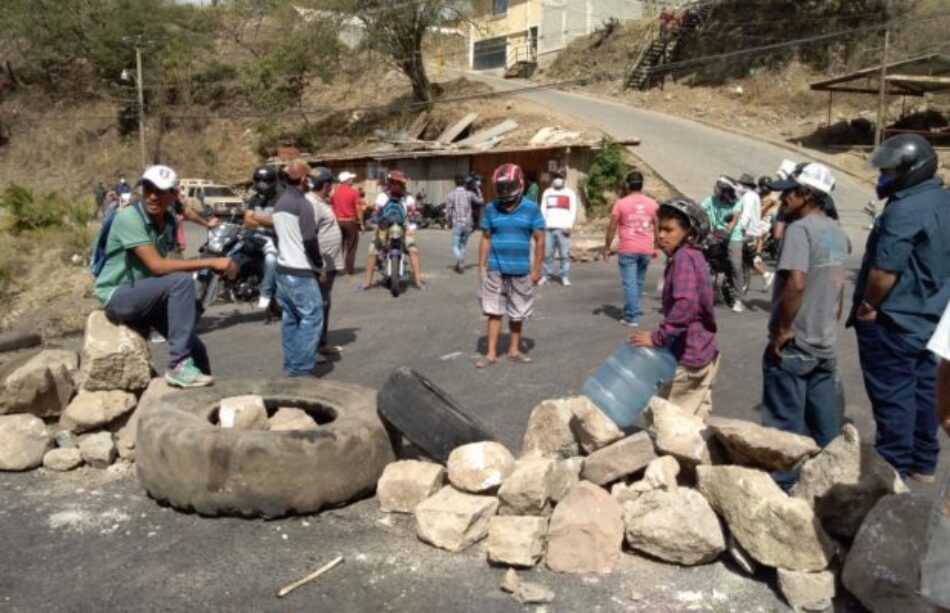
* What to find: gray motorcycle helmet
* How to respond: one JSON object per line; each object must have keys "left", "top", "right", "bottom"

{"left": 869, "top": 133, "right": 938, "bottom": 199}
{"left": 660, "top": 197, "right": 711, "bottom": 244}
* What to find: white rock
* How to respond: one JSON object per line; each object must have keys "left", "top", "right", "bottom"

{"left": 581, "top": 432, "right": 657, "bottom": 486}
{"left": 43, "top": 447, "right": 83, "bottom": 471}
{"left": 642, "top": 455, "right": 679, "bottom": 491}
{"left": 623, "top": 487, "right": 725, "bottom": 565}
{"left": 707, "top": 416, "right": 820, "bottom": 471}
{"left": 218, "top": 395, "right": 269, "bottom": 431}
{"left": 487, "top": 516, "right": 548, "bottom": 567}
{"left": 777, "top": 568, "right": 835, "bottom": 611}
{"left": 79, "top": 311, "right": 151, "bottom": 392}
{"left": 0, "top": 349, "right": 78, "bottom": 417}
{"left": 79, "top": 432, "right": 116, "bottom": 469}
{"left": 520, "top": 399, "right": 578, "bottom": 459}
{"left": 567, "top": 395, "right": 623, "bottom": 453}
{"left": 377, "top": 460, "right": 445, "bottom": 514}
{"left": 60, "top": 389, "right": 137, "bottom": 433}
{"left": 498, "top": 457, "right": 555, "bottom": 515}
{"left": 447, "top": 442, "right": 515, "bottom": 493}
{"left": 115, "top": 377, "right": 176, "bottom": 460}
{"left": 414, "top": 486, "right": 499, "bottom": 552}
{"left": 546, "top": 481, "right": 624, "bottom": 574}
{"left": 269, "top": 407, "right": 319, "bottom": 431}
{"left": 644, "top": 397, "right": 712, "bottom": 465}
{"left": 0, "top": 414, "right": 51, "bottom": 470}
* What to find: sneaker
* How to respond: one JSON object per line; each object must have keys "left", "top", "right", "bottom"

{"left": 257, "top": 296, "right": 271, "bottom": 309}
{"left": 561, "top": 277, "right": 571, "bottom": 287}
{"left": 763, "top": 272, "right": 775, "bottom": 292}
{"left": 909, "top": 472, "right": 936, "bottom": 485}
{"left": 731, "top": 301, "right": 746, "bottom": 313}
{"left": 316, "top": 354, "right": 329, "bottom": 365}
{"left": 620, "top": 318, "right": 640, "bottom": 327}
{"left": 538, "top": 277, "right": 549, "bottom": 286}
{"left": 165, "top": 358, "right": 214, "bottom": 388}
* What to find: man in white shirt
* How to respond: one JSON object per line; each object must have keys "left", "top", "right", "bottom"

{"left": 927, "top": 302, "right": 950, "bottom": 437}
{"left": 737, "top": 173, "right": 774, "bottom": 292}
{"left": 540, "top": 170, "right": 579, "bottom": 286}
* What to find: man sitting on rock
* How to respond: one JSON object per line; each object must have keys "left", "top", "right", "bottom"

{"left": 92, "top": 165, "right": 236, "bottom": 388}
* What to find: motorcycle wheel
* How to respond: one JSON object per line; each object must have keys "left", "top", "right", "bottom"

{"left": 200, "top": 275, "right": 221, "bottom": 311}
{"left": 389, "top": 255, "right": 401, "bottom": 297}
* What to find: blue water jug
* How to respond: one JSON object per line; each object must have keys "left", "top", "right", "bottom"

{"left": 582, "top": 343, "right": 677, "bottom": 430}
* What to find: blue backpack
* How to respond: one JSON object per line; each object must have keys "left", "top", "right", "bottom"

{"left": 379, "top": 197, "right": 407, "bottom": 227}
{"left": 89, "top": 202, "right": 176, "bottom": 277}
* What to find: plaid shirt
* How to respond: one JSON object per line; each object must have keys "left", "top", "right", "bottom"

{"left": 651, "top": 244, "right": 719, "bottom": 368}
{"left": 446, "top": 186, "right": 483, "bottom": 228}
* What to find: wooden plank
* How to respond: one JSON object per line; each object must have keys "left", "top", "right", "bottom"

{"left": 455, "top": 119, "right": 519, "bottom": 148}
{"left": 407, "top": 113, "right": 430, "bottom": 140}
{"left": 437, "top": 112, "right": 479, "bottom": 144}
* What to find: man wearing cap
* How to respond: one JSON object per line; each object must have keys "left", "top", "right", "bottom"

{"left": 93, "top": 165, "right": 237, "bottom": 388}
{"left": 272, "top": 159, "right": 324, "bottom": 377}
{"left": 330, "top": 171, "right": 361, "bottom": 275}
{"left": 306, "top": 167, "right": 345, "bottom": 361}
{"left": 736, "top": 173, "right": 774, "bottom": 291}
{"left": 762, "top": 162, "right": 851, "bottom": 488}
{"left": 848, "top": 134, "right": 950, "bottom": 483}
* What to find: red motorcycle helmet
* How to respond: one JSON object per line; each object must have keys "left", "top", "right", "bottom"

{"left": 386, "top": 170, "right": 409, "bottom": 197}
{"left": 492, "top": 163, "right": 525, "bottom": 204}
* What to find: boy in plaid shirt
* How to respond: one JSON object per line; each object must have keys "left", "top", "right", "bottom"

{"left": 630, "top": 198, "right": 720, "bottom": 419}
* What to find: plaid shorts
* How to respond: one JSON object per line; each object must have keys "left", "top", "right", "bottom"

{"left": 479, "top": 271, "right": 535, "bottom": 321}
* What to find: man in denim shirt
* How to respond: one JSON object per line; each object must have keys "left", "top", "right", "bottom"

{"left": 848, "top": 134, "right": 950, "bottom": 483}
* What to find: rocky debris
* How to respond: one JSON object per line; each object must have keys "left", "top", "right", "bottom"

{"left": 546, "top": 481, "right": 624, "bottom": 574}
{"left": 726, "top": 533, "right": 758, "bottom": 575}
{"left": 269, "top": 407, "right": 319, "bottom": 431}
{"left": 0, "top": 349, "right": 78, "bottom": 418}
{"left": 644, "top": 397, "right": 712, "bottom": 465}
{"left": 54, "top": 430, "right": 78, "bottom": 449}
{"left": 499, "top": 569, "right": 555, "bottom": 604}
{"left": 777, "top": 568, "right": 836, "bottom": 611}
{"left": 0, "top": 414, "right": 51, "bottom": 470}
{"left": 377, "top": 460, "right": 446, "bottom": 514}
{"left": 642, "top": 455, "right": 680, "bottom": 491}
{"left": 117, "top": 378, "right": 176, "bottom": 460}
{"left": 79, "top": 311, "right": 151, "bottom": 392}
{"left": 414, "top": 486, "right": 499, "bottom": 552}
{"left": 43, "top": 447, "right": 83, "bottom": 471}
{"left": 60, "top": 389, "right": 136, "bottom": 433}
{"left": 697, "top": 465, "right": 833, "bottom": 572}
{"left": 487, "top": 516, "right": 548, "bottom": 567}
{"left": 611, "top": 481, "right": 648, "bottom": 504}
{"left": 707, "top": 417, "right": 820, "bottom": 471}
{"left": 548, "top": 457, "right": 582, "bottom": 503}
{"left": 78, "top": 432, "right": 116, "bottom": 469}
{"left": 447, "top": 442, "right": 515, "bottom": 493}
{"left": 0, "top": 329, "right": 41, "bottom": 353}
{"left": 567, "top": 395, "right": 623, "bottom": 453}
{"left": 622, "top": 487, "right": 725, "bottom": 565}
{"left": 581, "top": 432, "right": 657, "bottom": 486}
{"left": 791, "top": 424, "right": 907, "bottom": 539}
{"left": 520, "top": 399, "right": 578, "bottom": 459}
{"left": 842, "top": 493, "right": 932, "bottom": 613}
{"left": 218, "top": 395, "right": 270, "bottom": 431}
{"left": 498, "top": 457, "right": 555, "bottom": 515}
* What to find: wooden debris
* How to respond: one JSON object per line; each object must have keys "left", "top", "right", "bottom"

{"left": 437, "top": 112, "right": 479, "bottom": 144}
{"left": 407, "top": 113, "right": 430, "bottom": 140}
{"left": 456, "top": 120, "right": 519, "bottom": 148}
{"left": 276, "top": 556, "right": 344, "bottom": 599}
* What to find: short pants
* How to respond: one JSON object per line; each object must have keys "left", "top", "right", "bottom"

{"left": 368, "top": 225, "right": 417, "bottom": 256}
{"left": 480, "top": 271, "right": 535, "bottom": 321}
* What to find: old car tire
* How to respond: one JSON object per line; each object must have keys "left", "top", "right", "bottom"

{"left": 377, "top": 367, "right": 494, "bottom": 463}
{"left": 136, "top": 378, "right": 394, "bottom": 518}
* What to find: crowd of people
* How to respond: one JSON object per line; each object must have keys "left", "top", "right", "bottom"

{"left": 88, "top": 131, "right": 948, "bottom": 489}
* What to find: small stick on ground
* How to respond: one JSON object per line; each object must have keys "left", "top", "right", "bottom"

{"left": 276, "top": 556, "right": 344, "bottom": 599}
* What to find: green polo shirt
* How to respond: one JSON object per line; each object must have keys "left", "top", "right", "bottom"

{"left": 701, "top": 195, "right": 743, "bottom": 241}
{"left": 93, "top": 204, "right": 177, "bottom": 304}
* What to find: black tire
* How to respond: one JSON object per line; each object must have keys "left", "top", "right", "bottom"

{"left": 377, "top": 367, "right": 495, "bottom": 463}
{"left": 389, "top": 255, "right": 401, "bottom": 297}
{"left": 198, "top": 274, "right": 220, "bottom": 311}
{"left": 136, "top": 378, "right": 395, "bottom": 518}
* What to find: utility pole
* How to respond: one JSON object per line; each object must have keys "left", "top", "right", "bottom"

{"left": 874, "top": 28, "right": 890, "bottom": 147}
{"left": 135, "top": 43, "right": 147, "bottom": 170}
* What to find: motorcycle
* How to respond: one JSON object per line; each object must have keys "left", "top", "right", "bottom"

{"left": 407, "top": 190, "right": 447, "bottom": 230}
{"left": 375, "top": 223, "right": 407, "bottom": 297}
{"left": 703, "top": 234, "right": 751, "bottom": 307}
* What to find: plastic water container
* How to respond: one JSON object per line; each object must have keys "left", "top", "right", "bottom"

{"left": 582, "top": 343, "right": 677, "bottom": 430}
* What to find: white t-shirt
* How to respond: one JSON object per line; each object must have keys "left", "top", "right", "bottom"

{"left": 540, "top": 187, "right": 578, "bottom": 230}
{"left": 374, "top": 191, "right": 416, "bottom": 214}
{"left": 738, "top": 189, "right": 762, "bottom": 239}
{"left": 927, "top": 302, "right": 950, "bottom": 361}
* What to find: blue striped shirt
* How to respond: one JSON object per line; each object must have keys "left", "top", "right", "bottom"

{"left": 482, "top": 198, "right": 545, "bottom": 275}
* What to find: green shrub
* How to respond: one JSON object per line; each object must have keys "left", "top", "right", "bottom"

{"left": 0, "top": 184, "right": 68, "bottom": 233}
{"left": 580, "top": 140, "right": 629, "bottom": 217}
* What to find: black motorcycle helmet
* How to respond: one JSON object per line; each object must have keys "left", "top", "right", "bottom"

{"left": 252, "top": 165, "right": 278, "bottom": 198}
{"left": 869, "top": 133, "right": 938, "bottom": 199}
{"left": 625, "top": 170, "right": 644, "bottom": 192}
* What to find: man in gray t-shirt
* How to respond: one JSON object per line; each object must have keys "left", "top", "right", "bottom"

{"left": 760, "top": 163, "right": 850, "bottom": 489}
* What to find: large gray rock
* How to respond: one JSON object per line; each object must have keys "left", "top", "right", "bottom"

{"left": 498, "top": 457, "right": 555, "bottom": 515}
{"left": 697, "top": 465, "right": 834, "bottom": 572}
{"left": 377, "top": 460, "right": 445, "bottom": 514}
{"left": 79, "top": 311, "right": 151, "bottom": 392}
{"left": 59, "top": 389, "right": 137, "bottom": 433}
{"left": 116, "top": 377, "right": 176, "bottom": 461}
{"left": 567, "top": 395, "right": 623, "bottom": 453}
{"left": 708, "top": 417, "right": 819, "bottom": 471}
{"left": 777, "top": 568, "right": 835, "bottom": 611}
{"left": 546, "top": 481, "right": 624, "bottom": 574}
{"left": 78, "top": 432, "right": 116, "bottom": 469}
{"left": 487, "top": 516, "right": 548, "bottom": 567}
{"left": 791, "top": 424, "right": 907, "bottom": 539}
{"left": 0, "top": 349, "right": 78, "bottom": 417}
{"left": 581, "top": 432, "right": 657, "bottom": 486}
{"left": 842, "top": 493, "right": 932, "bottom": 613}
{"left": 623, "top": 488, "right": 725, "bottom": 565}
{"left": 218, "top": 395, "right": 269, "bottom": 431}
{"left": 414, "top": 486, "right": 499, "bottom": 552}
{"left": 269, "top": 407, "right": 319, "bottom": 431}
{"left": 0, "top": 414, "right": 51, "bottom": 470}
{"left": 447, "top": 442, "right": 515, "bottom": 493}
{"left": 644, "top": 397, "right": 712, "bottom": 465}
{"left": 520, "top": 399, "right": 579, "bottom": 459}
{"left": 43, "top": 447, "right": 83, "bottom": 471}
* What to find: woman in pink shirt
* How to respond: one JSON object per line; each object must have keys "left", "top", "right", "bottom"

{"left": 603, "top": 171, "right": 659, "bottom": 326}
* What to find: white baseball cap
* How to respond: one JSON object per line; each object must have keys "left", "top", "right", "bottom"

{"left": 776, "top": 159, "right": 798, "bottom": 180}
{"left": 139, "top": 165, "right": 179, "bottom": 190}
{"left": 338, "top": 171, "right": 356, "bottom": 183}
{"left": 768, "top": 162, "right": 835, "bottom": 195}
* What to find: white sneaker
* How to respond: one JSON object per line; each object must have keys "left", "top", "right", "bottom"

{"left": 538, "top": 277, "right": 549, "bottom": 286}
{"left": 257, "top": 296, "right": 271, "bottom": 309}
{"left": 732, "top": 301, "right": 746, "bottom": 313}
{"left": 562, "top": 277, "right": 571, "bottom": 287}
{"left": 763, "top": 272, "right": 775, "bottom": 292}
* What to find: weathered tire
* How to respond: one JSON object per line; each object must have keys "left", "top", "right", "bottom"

{"left": 377, "top": 367, "right": 494, "bottom": 463}
{"left": 136, "top": 378, "right": 394, "bottom": 517}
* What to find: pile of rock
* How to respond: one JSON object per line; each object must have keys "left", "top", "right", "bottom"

{"left": 211, "top": 395, "right": 321, "bottom": 431}
{"left": 0, "top": 311, "right": 169, "bottom": 473}
{"left": 376, "top": 395, "right": 916, "bottom": 611}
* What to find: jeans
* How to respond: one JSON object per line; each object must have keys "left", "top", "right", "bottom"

{"left": 543, "top": 229, "right": 571, "bottom": 279}
{"left": 105, "top": 273, "right": 210, "bottom": 373}
{"left": 618, "top": 253, "right": 651, "bottom": 322}
{"left": 855, "top": 319, "right": 939, "bottom": 476}
{"left": 762, "top": 344, "right": 841, "bottom": 489}
{"left": 317, "top": 271, "right": 336, "bottom": 348}
{"left": 276, "top": 272, "right": 323, "bottom": 376}
{"left": 451, "top": 225, "right": 472, "bottom": 263}
{"left": 260, "top": 236, "right": 278, "bottom": 300}
{"left": 727, "top": 239, "right": 745, "bottom": 297}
